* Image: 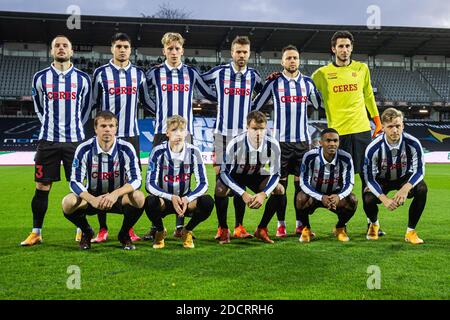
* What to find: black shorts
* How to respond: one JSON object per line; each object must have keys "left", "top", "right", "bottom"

{"left": 121, "top": 136, "right": 141, "bottom": 168}
{"left": 213, "top": 133, "right": 234, "bottom": 166}
{"left": 339, "top": 131, "right": 371, "bottom": 174}
{"left": 153, "top": 133, "right": 193, "bottom": 148}
{"left": 34, "top": 140, "right": 79, "bottom": 182}
{"left": 157, "top": 198, "right": 194, "bottom": 218}
{"left": 76, "top": 196, "right": 125, "bottom": 216}
{"left": 280, "top": 141, "right": 310, "bottom": 178}
{"left": 363, "top": 175, "right": 424, "bottom": 202}
{"left": 301, "top": 192, "right": 356, "bottom": 215}
{"left": 221, "top": 173, "right": 269, "bottom": 195}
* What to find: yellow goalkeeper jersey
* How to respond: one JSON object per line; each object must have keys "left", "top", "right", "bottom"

{"left": 311, "top": 60, "right": 379, "bottom": 135}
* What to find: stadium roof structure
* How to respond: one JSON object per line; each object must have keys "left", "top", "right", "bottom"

{"left": 1, "top": 11, "right": 450, "bottom": 56}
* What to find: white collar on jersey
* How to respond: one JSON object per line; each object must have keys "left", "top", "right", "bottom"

{"left": 51, "top": 63, "right": 74, "bottom": 77}
{"left": 109, "top": 59, "right": 132, "bottom": 72}
{"left": 383, "top": 133, "right": 403, "bottom": 150}
{"left": 230, "top": 62, "right": 248, "bottom": 75}
{"left": 164, "top": 61, "right": 183, "bottom": 71}
{"left": 168, "top": 142, "right": 187, "bottom": 161}
{"left": 246, "top": 134, "right": 265, "bottom": 152}
{"left": 95, "top": 137, "right": 117, "bottom": 156}
{"left": 320, "top": 147, "right": 338, "bottom": 166}
{"left": 281, "top": 71, "right": 302, "bottom": 82}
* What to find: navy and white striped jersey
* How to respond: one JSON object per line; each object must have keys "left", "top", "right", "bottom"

{"left": 70, "top": 137, "right": 141, "bottom": 197}
{"left": 32, "top": 64, "right": 92, "bottom": 142}
{"left": 220, "top": 132, "right": 281, "bottom": 197}
{"left": 363, "top": 132, "right": 425, "bottom": 198}
{"left": 146, "top": 62, "right": 217, "bottom": 135}
{"left": 300, "top": 147, "right": 354, "bottom": 201}
{"left": 202, "top": 63, "right": 263, "bottom": 136}
{"left": 253, "top": 73, "right": 322, "bottom": 143}
{"left": 92, "top": 60, "right": 155, "bottom": 138}
{"left": 146, "top": 141, "right": 208, "bottom": 202}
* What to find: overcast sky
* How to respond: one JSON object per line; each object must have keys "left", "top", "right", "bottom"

{"left": 1, "top": 0, "right": 449, "bottom": 28}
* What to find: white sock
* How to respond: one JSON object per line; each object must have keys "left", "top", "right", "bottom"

{"left": 407, "top": 227, "right": 415, "bottom": 233}
{"left": 277, "top": 221, "right": 285, "bottom": 227}
{"left": 32, "top": 228, "right": 41, "bottom": 235}
{"left": 296, "top": 220, "right": 303, "bottom": 228}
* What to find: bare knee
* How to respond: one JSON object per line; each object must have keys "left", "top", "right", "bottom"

{"left": 62, "top": 193, "right": 81, "bottom": 214}
{"left": 215, "top": 180, "right": 229, "bottom": 197}
{"left": 36, "top": 182, "right": 52, "bottom": 191}
{"left": 126, "top": 190, "right": 145, "bottom": 208}
{"left": 272, "top": 183, "right": 285, "bottom": 195}
{"left": 296, "top": 191, "right": 312, "bottom": 209}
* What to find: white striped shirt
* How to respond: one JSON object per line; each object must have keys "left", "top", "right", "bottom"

{"left": 363, "top": 132, "right": 425, "bottom": 198}
{"left": 146, "top": 62, "right": 216, "bottom": 135}
{"left": 300, "top": 147, "right": 354, "bottom": 202}
{"left": 253, "top": 73, "right": 322, "bottom": 143}
{"left": 92, "top": 60, "right": 155, "bottom": 138}
{"left": 70, "top": 137, "right": 141, "bottom": 196}
{"left": 32, "top": 64, "right": 91, "bottom": 142}
{"left": 220, "top": 132, "right": 281, "bottom": 197}
{"left": 145, "top": 141, "right": 208, "bottom": 203}
{"left": 202, "top": 63, "right": 263, "bottom": 136}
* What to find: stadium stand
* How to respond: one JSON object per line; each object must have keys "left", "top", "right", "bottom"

{"left": 418, "top": 67, "right": 450, "bottom": 101}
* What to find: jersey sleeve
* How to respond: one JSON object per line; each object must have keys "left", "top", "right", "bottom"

{"left": 193, "top": 69, "right": 217, "bottom": 102}
{"left": 145, "top": 149, "right": 173, "bottom": 201}
{"left": 32, "top": 73, "right": 44, "bottom": 123}
{"left": 219, "top": 140, "right": 246, "bottom": 196}
{"left": 252, "top": 79, "right": 274, "bottom": 111}
{"left": 363, "top": 64, "right": 379, "bottom": 118}
{"left": 185, "top": 147, "right": 208, "bottom": 202}
{"left": 70, "top": 145, "right": 89, "bottom": 196}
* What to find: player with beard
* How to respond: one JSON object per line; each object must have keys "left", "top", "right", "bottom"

{"left": 253, "top": 45, "right": 322, "bottom": 238}
{"left": 21, "top": 35, "right": 92, "bottom": 246}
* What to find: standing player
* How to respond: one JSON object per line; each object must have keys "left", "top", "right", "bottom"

{"left": 311, "top": 30, "right": 384, "bottom": 236}
{"left": 144, "top": 32, "right": 216, "bottom": 239}
{"left": 363, "top": 108, "right": 427, "bottom": 244}
{"left": 21, "top": 35, "right": 92, "bottom": 246}
{"left": 202, "top": 36, "right": 263, "bottom": 241}
{"left": 298, "top": 128, "right": 357, "bottom": 242}
{"left": 62, "top": 111, "right": 145, "bottom": 250}
{"left": 218, "top": 111, "right": 284, "bottom": 244}
{"left": 253, "top": 45, "right": 322, "bottom": 237}
{"left": 91, "top": 32, "right": 154, "bottom": 243}
{"left": 144, "top": 115, "right": 214, "bottom": 249}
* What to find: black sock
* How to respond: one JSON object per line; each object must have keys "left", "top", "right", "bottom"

{"left": 97, "top": 212, "right": 108, "bottom": 230}
{"left": 234, "top": 195, "right": 246, "bottom": 227}
{"left": 276, "top": 180, "right": 288, "bottom": 221}
{"left": 258, "top": 195, "right": 280, "bottom": 228}
{"left": 64, "top": 210, "right": 91, "bottom": 234}
{"left": 32, "top": 189, "right": 49, "bottom": 228}
{"left": 144, "top": 195, "right": 164, "bottom": 232}
{"left": 185, "top": 195, "right": 214, "bottom": 231}
{"left": 336, "top": 209, "right": 355, "bottom": 228}
{"left": 294, "top": 181, "right": 302, "bottom": 222}
{"left": 176, "top": 215, "right": 185, "bottom": 229}
{"left": 363, "top": 192, "right": 379, "bottom": 224}
{"left": 214, "top": 195, "right": 228, "bottom": 229}
{"left": 120, "top": 204, "right": 144, "bottom": 236}
{"left": 408, "top": 181, "right": 427, "bottom": 229}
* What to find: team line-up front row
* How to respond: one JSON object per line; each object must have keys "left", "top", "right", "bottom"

{"left": 20, "top": 30, "right": 427, "bottom": 249}
{"left": 24, "top": 108, "right": 427, "bottom": 250}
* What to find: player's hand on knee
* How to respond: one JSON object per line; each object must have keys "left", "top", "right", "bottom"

{"left": 242, "top": 192, "right": 253, "bottom": 206}
{"left": 382, "top": 198, "right": 398, "bottom": 211}
{"left": 249, "top": 192, "right": 266, "bottom": 209}
{"left": 172, "top": 195, "right": 184, "bottom": 216}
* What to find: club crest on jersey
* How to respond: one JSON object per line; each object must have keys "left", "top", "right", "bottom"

{"left": 132, "top": 78, "right": 137, "bottom": 83}
{"left": 327, "top": 73, "right": 337, "bottom": 79}
{"left": 352, "top": 72, "right": 358, "bottom": 77}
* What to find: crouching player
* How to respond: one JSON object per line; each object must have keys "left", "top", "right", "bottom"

{"left": 297, "top": 128, "right": 357, "bottom": 242}
{"left": 363, "top": 108, "right": 427, "bottom": 244}
{"left": 62, "top": 111, "right": 145, "bottom": 250}
{"left": 144, "top": 115, "right": 214, "bottom": 249}
{"left": 218, "top": 111, "right": 284, "bottom": 244}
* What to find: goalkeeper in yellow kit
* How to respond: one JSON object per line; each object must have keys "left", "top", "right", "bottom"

{"left": 312, "top": 31, "right": 384, "bottom": 235}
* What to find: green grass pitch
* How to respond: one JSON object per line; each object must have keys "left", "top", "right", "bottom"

{"left": 0, "top": 164, "right": 449, "bottom": 300}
